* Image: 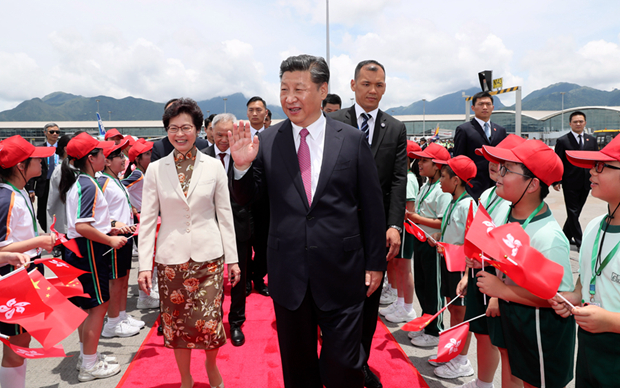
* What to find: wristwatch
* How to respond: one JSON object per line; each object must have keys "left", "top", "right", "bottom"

{"left": 388, "top": 225, "right": 402, "bottom": 233}
{"left": 111, "top": 220, "right": 117, "bottom": 227}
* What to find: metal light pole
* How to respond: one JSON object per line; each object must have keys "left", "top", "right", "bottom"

{"left": 96, "top": 99, "right": 100, "bottom": 113}
{"left": 326, "top": 0, "right": 330, "bottom": 92}
{"left": 560, "top": 92, "right": 565, "bottom": 131}
{"left": 223, "top": 98, "right": 228, "bottom": 113}
{"left": 108, "top": 111, "right": 112, "bottom": 121}
{"left": 422, "top": 99, "right": 426, "bottom": 137}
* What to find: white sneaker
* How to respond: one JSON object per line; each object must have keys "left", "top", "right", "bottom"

{"left": 410, "top": 333, "right": 440, "bottom": 347}
{"left": 427, "top": 354, "right": 445, "bottom": 367}
{"left": 380, "top": 287, "right": 397, "bottom": 305}
{"left": 408, "top": 330, "right": 423, "bottom": 339}
{"left": 78, "top": 360, "right": 121, "bottom": 382}
{"left": 379, "top": 301, "right": 399, "bottom": 317}
{"left": 76, "top": 353, "right": 118, "bottom": 370}
{"left": 123, "top": 314, "right": 145, "bottom": 328}
{"left": 137, "top": 295, "right": 160, "bottom": 309}
{"left": 434, "top": 359, "right": 475, "bottom": 379}
{"left": 457, "top": 380, "right": 492, "bottom": 388}
{"left": 385, "top": 305, "right": 418, "bottom": 323}
{"left": 101, "top": 320, "right": 140, "bottom": 338}
{"left": 132, "top": 244, "right": 139, "bottom": 257}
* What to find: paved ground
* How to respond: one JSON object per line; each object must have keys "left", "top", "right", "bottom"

{"left": 25, "top": 187, "right": 604, "bottom": 387}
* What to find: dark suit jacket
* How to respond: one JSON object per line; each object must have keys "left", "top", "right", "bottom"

{"left": 329, "top": 106, "right": 407, "bottom": 228}
{"left": 554, "top": 132, "right": 597, "bottom": 190}
{"left": 150, "top": 136, "right": 210, "bottom": 163}
{"left": 201, "top": 145, "right": 253, "bottom": 242}
{"left": 453, "top": 118, "right": 507, "bottom": 201}
{"left": 232, "top": 115, "right": 386, "bottom": 311}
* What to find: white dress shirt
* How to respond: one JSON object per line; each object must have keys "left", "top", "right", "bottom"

{"left": 474, "top": 117, "right": 491, "bottom": 138}
{"left": 354, "top": 103, "right": 379, "bottom": 145}
{"left": 214, "top": 144, "right": 231, "bottom": 172}
{"left": 571, "top": 130, "right": 584, "bottom": 146}
{"left": 250, "top": 126, "right": 265, "bottom": 140}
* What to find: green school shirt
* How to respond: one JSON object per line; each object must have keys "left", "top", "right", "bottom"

{"left": 416, "top": 179, "right": 451, "bottom": 235}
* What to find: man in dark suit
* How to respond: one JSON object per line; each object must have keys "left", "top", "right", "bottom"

{"left": 329, "top": 60, "right": 407, "bottom": 388}
{"left": 553, "top": 111, "right": 597, "bottom": 247}
{"left": 453, "top": 91, "right": 507, "bottom": 201}
{"left": 151, "top": 98, "right": 210, "bottom": 162}
{"left": 230, "top": 55, "right": 386, "bottom": 388}
{"left": 27, "top": 122, "right": 61, "bottom": 232}
{"left": 200, "top": 113, "right": 252, "bottom": 347}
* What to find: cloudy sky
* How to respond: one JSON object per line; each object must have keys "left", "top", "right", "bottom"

{"left": 1, "top": 0, "right": 619, "bottom": 112}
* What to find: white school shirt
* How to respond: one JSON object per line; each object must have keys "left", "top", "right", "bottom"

{"left": 122, "top": 169, "right": 144, "bottom": 212}
{"left": 66, "top": 174, "right": 111, "bottom": 239}
{"left": 0, "top": 184, "right": 40, "bottom": 258}
{"left": 97, "top": 172, "right": 133, "bottom": 226}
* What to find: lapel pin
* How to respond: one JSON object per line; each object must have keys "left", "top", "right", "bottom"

{"left": 381, "top": 123, "right": 385, "bottom": 128}
{"left": 493, "top": 127, "right": 496, "bottom": 131}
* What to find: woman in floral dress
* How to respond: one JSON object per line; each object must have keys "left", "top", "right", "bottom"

{"left": 138, "top": 98, "right": 240, "bottom": 388}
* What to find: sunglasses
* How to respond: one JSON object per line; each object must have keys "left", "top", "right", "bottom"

{"left": 48, "top": 130, "right": 61, "bottom": 134}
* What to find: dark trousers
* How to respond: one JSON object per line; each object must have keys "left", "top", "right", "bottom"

{"left": 360, "top": 272, "right": 384, "bottom": 365}
{"left": 36, "top": 190, "right": 48, "bottom": 232}
{"left": 249, "top": 225, "right": 268, "bottom": 286}
{"left": 273, "top": 288, "right": 365, "bottom": 388}
{"left": 562, "top": 187, "right": 589, "bottom": 246}
{"left": 413, "top": 238, "right": 443, "bottom": 336}
{"left": 228, "top": 238, "right": 251, "bottom": 327}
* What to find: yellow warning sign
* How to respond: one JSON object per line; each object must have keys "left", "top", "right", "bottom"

{"left": 493, "top": 78, "right": 503, "bottom": 89}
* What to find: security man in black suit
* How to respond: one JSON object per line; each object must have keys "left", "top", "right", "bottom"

{"left": 200, "top": 113, "right": 252, "bottom": 346}
{"left": 329, "top": 59, "right": 407, "bottom": 388}
{"left": 553, "top": 111, "right": 597, "bottom": 247}
{"left": 453, "top": 91, "right": 507, "bottom": 201}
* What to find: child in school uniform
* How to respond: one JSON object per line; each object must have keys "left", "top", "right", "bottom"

{"left": 0, "top": 136, "right": 56, "bottom": 388}
{"left": 429, "top": 155, "right": 478, "bottom": 379}
{"left": 97, "top": 140, "right": 144, "bottom": 338}
{"left": 550, "top": 134, "right": 620, "bottom": 387}
{"left": 456, "top": 134, "right": 525, "bottom": 388}
{"left": 476, "top": 139, "right": 575, "bottom": 388}
{"left": 382, "top": 140, "right": 420, "bottom": 323}
{"left": 60, "top": 132, "right": 131, "bottom": 382}
{"left": 406, "top": 143, "right": 452, "bottom": 347}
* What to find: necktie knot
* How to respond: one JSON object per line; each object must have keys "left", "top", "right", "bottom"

{"left": 300, "top": 128, "right": 309, "bottom": 139}
{"left": 218, "top": 153, "right": 226, "bottom": 167}
{"left": 484, "top": 122, "right": 491, "bottom": 140}
{"left": 360, "top": 113, "right": 371, "bottom": 143}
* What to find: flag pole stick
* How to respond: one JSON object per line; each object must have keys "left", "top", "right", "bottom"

{"left": 482, "top": 256, "right": 487, "bottom": 305}
{"left": 102, "top": 247, "right": 114, "bottom": 256}
{"left": 555, "top": 293, "right": 576, "bottom": 310}
{"left": 440, "top": 313, "right": 486, "bottom": 334}
{"left": 0, "top": 334, "right": 10, "bottom": 340}
{"left": 0, "top": 266, "right": 26, "bottom": 281}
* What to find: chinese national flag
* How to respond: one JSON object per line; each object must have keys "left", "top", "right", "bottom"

{"left": 488, "top": 223, "right": 564, "bottom": 299}
{"left": 49, "top": 216, "right": 82, "bottom": 258}
{"left": 464, "top": 206, "right": 499, "bottom": 262}
{"left": 404, "top": 220, "right": 427, "bottom": 242}
{"left": 0, "top": 269, "right": 52, "bottom": 324}
{"left": 18, "top": 271, "right": 87, "bottom": 349}
{"left": 0, "top": 337, "right": 68, "bottom": 359}
{"left": 429, "top": 323, "right": 470, "bottom": 363}
{"left": 34, "top": 258, "right": 88, "bottom": 284}
{"left": 402, "top": 314, "right": 435, "bottom": 332}
{"left": 438, "top": 243, "right": 466, "bottom": 272}
{"left": 47, "top": 277, "right": 90, "bottom": 299}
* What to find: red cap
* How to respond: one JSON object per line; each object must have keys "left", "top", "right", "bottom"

{"left": 407, "top": 140, "right": 421, "bottom": 158}
{"left": 124, "top": 135, "right": 137, "bottom": 147}
{"left": 66, "top": 133, "right": 115, "bottom": 160}
{"left": 409, "top": 143, "right": 451, "bottom": 162}
{"left": 482, "top": 139, "right": 563, "bottom": 186}
{"left": 103, "top": 138, "right": 130, "bottom": 158}
{"left": 476, "top": 134, "right": 526, "bottom": 163}
{"left": 128, "top": 141, "right": 154, "bottom": 163}
{"left": 0, "top": 135, "right": 56, "bottom": 169}
{"left": 432, "top": 155, "right": 477, "bottom": 187}
{"left": 104, "top": 128, "right": 123, "bottom": 140}
{"left": 137, "top": 138, "right": 146, "bottom": 144}
{"left": 566, "top": 134, "right": 620, "bottom": 169}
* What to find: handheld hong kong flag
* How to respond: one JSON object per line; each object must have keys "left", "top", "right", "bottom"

{"left": 489, "top": 223, "right": 564, "bottom": 299}
{"left": 438, "top": 243, "right": 466, "bottom": 272}
{"left": 0, "top": 337, "right": 68, "bottom": 359}
{"left": 402, "top": 314, "right": 435, "bottom": 332}
{"left": 404, "top": 220, "right": 426, "bottom": 242}
{"left": 428, "top": 323, "right": 470, "bottom": 363}
{"left": 19, "top": 271, "right": 87, "bottom": 349}
{"left": 46, "top": 277, "right": 90, "bottom": 299}
{"left": 34, "top": 257, "right": 88, "bottom": 285}
{"left": 50, "top": 216, "right": 82, "bottom": 258}
{"left": 464, "top": 205, "right": 499, "bottom": 262}
{"left": 0, "top": 269, "right": 53, "bottom": 324}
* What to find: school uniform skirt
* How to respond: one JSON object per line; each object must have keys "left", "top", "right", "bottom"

{"left": 156, "top": 257, "right": 227, "bottom": 350}
{"left": 64, "top": 237, "right": 111, "bottom": 309}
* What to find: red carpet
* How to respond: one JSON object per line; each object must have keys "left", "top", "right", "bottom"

{"left": 118, "top": 282, "right": 429, "bottom": 388}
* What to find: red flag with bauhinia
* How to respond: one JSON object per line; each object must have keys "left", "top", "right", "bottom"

{"left": 49, "top": 215, "right": 82, "bottom": 258}
{"left": 16, "top": 271, "right": 87, "bottom": 349}
{"left": 488, "top": 223, "right": 565, "bottom": 299}
{"left": 428, "top": 323, "right": 470, "bottom": 363}
{"left": 464, "top": 205, "right": 500, "bottom": 262}
{"left": 404, "top": 220, "right": 426, "bottom": 242}
{"left": 34, "top": 258, "right": 88, "bottom": 284}
{"left": 47, "top": 277, "right": 90, "bottom": 299}
{"left": 0, "top": 269, "right": 53, "bottom": 324}
{"left": 438, "top": 243, "right": 466, "bottom": 272}
{"left": 0, "top": 337, "right": 68, "bottom": 359}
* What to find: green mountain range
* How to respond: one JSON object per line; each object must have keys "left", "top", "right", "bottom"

{"left": 1, "top": 83, "right": 618, "bottom": 122}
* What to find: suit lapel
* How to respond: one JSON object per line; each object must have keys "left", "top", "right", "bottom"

{"left": 370, "top": 110, "right": 387, "bottom": 157}
{"left": 186, "top": 151, "right": 204, "bottom": 199}
{"left": 347, "top": 105, "right": 358, "bottom": 128}
{"left": 567, "top": 132, "right": 579, "bottom": 150}
{"left": 311, "top": 120, "right": 343, "bottom": 211}
{"left": 472, "top": 119, "right": 490, "bottom": 145}
{"left": 275, "top": 121, "right": 309, "bottom": 210}
{"left": 164, "top": 154, "right": 188, "bottom": 204}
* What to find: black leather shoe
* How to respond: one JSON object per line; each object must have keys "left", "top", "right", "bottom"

{"left": 362, "top": 364, "right": 382, "bottom": 388}
{"left": 246, "top": 282, "right": 252, "bottom": 296}
{"left": 255, "top": 284, "right": 270, "bottom": 297}
{"left": 230, "top": 326, "right": 245, "bottom": 346}
{"left": 157, "top": 325, "right": 163, "bottom": 336}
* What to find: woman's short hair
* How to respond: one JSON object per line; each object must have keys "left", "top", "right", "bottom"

{"left": 162, "top": 98, "right": 204, "bottom": 132}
